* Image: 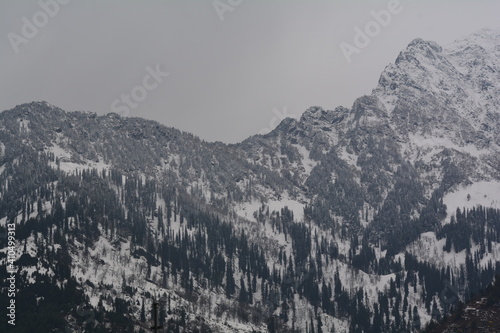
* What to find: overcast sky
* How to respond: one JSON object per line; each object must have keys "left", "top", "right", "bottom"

{"left": 1, "top": 0, "right": 499, "bottom": 143}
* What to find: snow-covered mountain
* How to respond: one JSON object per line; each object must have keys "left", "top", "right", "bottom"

{"left": 2, "top": 28, "right": 500, "bottom": 332}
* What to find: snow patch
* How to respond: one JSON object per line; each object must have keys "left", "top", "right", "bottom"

{"left": 0, "top": 142, "right": 5, "bottom": 158}
{"left": 234, "top": 196, "right": 305, "bottom": 222}
{"left": 407, "top": 231, "right": 468, "bottom": 269}
{"left": 46, "top": 144, "right": 111, "bottom": 173}
{"left": 18, "top": 118, "right": 31, "bottom": 132}
{"left": 443, "top": 181, "right": 500, "bottom": 223}
{"left": 294, "top": 144, "right": 318, "bottom": 175}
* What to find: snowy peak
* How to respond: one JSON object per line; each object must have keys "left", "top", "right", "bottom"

{"left": 7, "top": 101, "right": 65, "bottom": 118}
{"left": 375, "top": 38, "right": 461, "bottom": 111}
{"left": 371, "top": 29, "right": 500, "bottom": 156}
{"left": 299, "top": 106, "right": 337, "bottom": 123}
{"left": 297, "top": 106, "right": 350, "bottom": 131}
{"left": 396, "top": 38, "right": 443, "bottom": 65}
{"left": 444, "top": 30, "right": 500, "bottom": 126}
{"left": 446, "top": 27, "right": 500, "bottom": 54}
{"left": 445, "top": 27, "right": 500, "bottom": 83}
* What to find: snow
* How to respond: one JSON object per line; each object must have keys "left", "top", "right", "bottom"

{"left": 407, "top": 133, "right": 487, "bottom": 161}
{"left": 18, "top": 118, "right": 31, "bottom": 132}
{"left": 294, "top": 144, "right": 318, "bottom": 175}
{"left": 57, "top": 159, "right": 110, "bottom": 174}
{"left": 339, "top": 146, "right": 359, "bottom": 170}
{"left": 234, "top": 196, "right": 305, "bottom": 223}
{"left": 375, "top": 90, "right": 397, "bottom": 115}
{"left": 407, "top": 231, "right": 468, "bottom": 268}
{"left": 48, "top": 143, "right": 71, "bottom": 160}
{"left": 443, "top": 181, "right": 500, "bottom": 223}
{"left": 46, "top": 143, "right": 111, "bottom": 174}
{"left": 442, "top": 28, "right": 500, "bottom": 132}
{"left": 445, "top": 28, "right": 500, "bottom": 57}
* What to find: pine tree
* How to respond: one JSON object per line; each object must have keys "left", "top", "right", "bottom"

{"left": 226, "top": 261, "right": 236, "bottom": 298}
{"left": 317, "top": 315, "right": 323, "bottom": 333}
{"left": 239, "top": 277, "right": 248, "bottom": 303}
{"left": 141, "top": 300, "right": 146, "bottom": 322}
{"left": 412, "top": 305, "right": 420, "bottom": 330}
{"left": 431, "top": 299, "right": 441, "bottom": 321}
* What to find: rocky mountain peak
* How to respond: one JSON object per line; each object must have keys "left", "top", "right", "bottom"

{"left": 396, "top": 37, "right": 444, "bottom": 64}
{"left": 295, "top": 106, "right": 348, "bottom": 127}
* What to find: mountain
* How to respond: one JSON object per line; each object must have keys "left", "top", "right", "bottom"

{"left": 1, "top": 28, "right": 500, "bottom": 332}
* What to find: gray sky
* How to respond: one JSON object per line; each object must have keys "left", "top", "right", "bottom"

{"left": 1, "top": 0, "right": 499, "bottom": 143}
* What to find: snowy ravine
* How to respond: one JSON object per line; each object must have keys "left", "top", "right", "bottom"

{"left": 1, "top": 28, "right": 500, "bottom": 332}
